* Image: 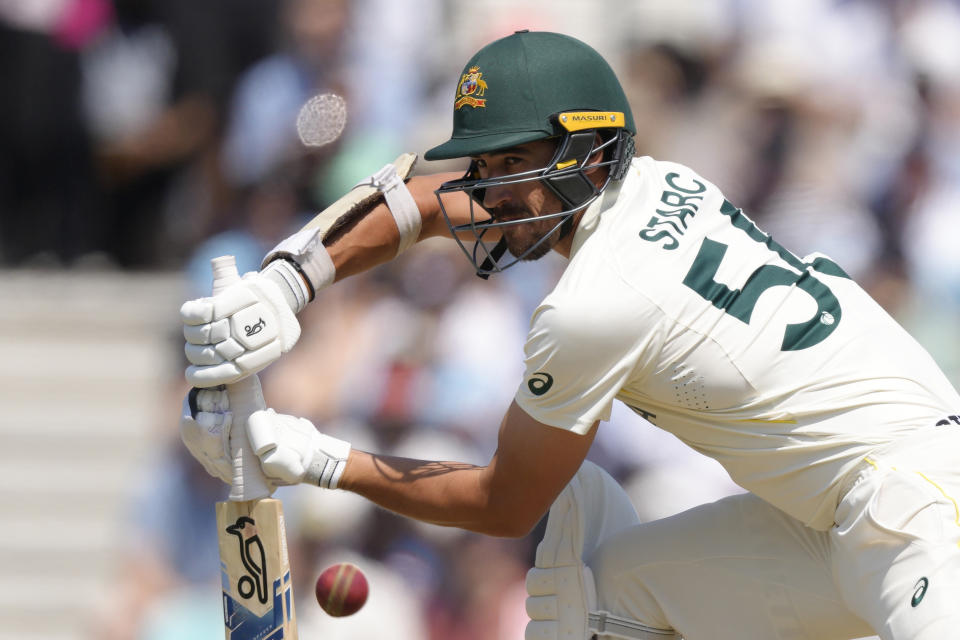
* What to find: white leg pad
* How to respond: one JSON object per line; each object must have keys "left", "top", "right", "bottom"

{"left": 525, "top": 565, "right": 598, "bottom": 640}
{"left": 525, "top": 460, "right": 679, "bottom": 640}
{"left": 534, "top": 461, "right": 640, "bottom": 568}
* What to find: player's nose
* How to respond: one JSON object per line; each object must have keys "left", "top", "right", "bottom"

{"left": 482, "top": 183, "right": 511, "bottom": 210}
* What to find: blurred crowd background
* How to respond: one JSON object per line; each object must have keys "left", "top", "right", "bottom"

{"left": 3, "top": 0, "right": 960, "bottom": 638}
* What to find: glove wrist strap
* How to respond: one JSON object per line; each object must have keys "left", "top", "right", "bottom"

{"left": 306, "top": 455, "right": 349, "bottom": 489}
{"left": 262, "top": 259, "right": 311, "bottom": 313}
{"left": 303, "top": 431, "right": 352, "bottom": 489}
{"left": 262, "top": 229, "right": 336, "bottom": 300}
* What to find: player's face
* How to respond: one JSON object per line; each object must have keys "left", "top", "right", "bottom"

{"left": 472, "top": 139, "right": 566, "bottom": 261}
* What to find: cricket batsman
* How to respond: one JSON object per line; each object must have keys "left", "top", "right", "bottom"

{"left": 179, "top": 31, "right": 960, "bottom": 639}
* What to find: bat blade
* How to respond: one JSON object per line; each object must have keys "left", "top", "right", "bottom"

{"left": 217, "top": 498, "right": 297, "bottom": 639}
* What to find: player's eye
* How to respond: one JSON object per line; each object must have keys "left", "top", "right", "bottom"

{"left": 503, "top": 156, "right": 525, "bottom": 171}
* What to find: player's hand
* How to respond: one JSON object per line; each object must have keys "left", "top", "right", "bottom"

{"left": 246, "top": 409, "right": 352, "bottom": 489}
{"left": 180, "top": 387, "right": 233, "bottom": 484}
{"left": 180, "top": 269, "right": 301, "bottom": 387}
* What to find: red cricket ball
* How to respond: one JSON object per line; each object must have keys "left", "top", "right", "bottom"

{"left": 315, "top": 562, "right": 369, "bottom": 617}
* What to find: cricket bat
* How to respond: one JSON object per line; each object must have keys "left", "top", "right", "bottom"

{"left": 211, "top": 255, "right": 297, "bottom": 640}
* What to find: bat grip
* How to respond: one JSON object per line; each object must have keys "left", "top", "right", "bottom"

{"left": 211, "top": 256, "right": 273, "bottom": 501}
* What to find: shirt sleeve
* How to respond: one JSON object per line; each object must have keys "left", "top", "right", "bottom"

{"left": 515, "top": 282, "right": 665, "bottom": 435}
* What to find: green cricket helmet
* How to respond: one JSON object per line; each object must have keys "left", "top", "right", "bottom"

{"left": 426, "top": 30, "right": 636, "bottom": 277}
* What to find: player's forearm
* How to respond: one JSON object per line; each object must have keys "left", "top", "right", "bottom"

{"left": 324, "top": 172, "right": 463, "bottom": 281}
{"left": 339, "top": 450, "right": 524, "bottom": 537}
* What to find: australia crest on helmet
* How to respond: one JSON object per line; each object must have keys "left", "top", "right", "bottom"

{"left": 455, "top": 66, "right": 488, "bottom": 109}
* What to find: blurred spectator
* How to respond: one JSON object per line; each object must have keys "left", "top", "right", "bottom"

{"left": 83, "top": 0, "right": 279, "bottom": 268}
{"left": 88, "top": 442, "right": 225, "bottom": 640}
{"left": 727, "top": 36, "right": 885, "bottom": 282}
{"left": 183, "top": 166, "right": 307, "bottom": 299}
{"left": 897, "top": 0, "right": 960, "bottom": 308}
{"left": 0, "top": 0, "right": 110, "bottom": 266}
{"left": 318, "top": 0, "right": 444, "bottom": 200}
{"left": 220, "top": 0, "right": 351, "bottom": 190}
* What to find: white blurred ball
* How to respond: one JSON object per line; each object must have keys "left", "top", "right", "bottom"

{"left": 297, "top": 93, "right": 347, "bottom": 147}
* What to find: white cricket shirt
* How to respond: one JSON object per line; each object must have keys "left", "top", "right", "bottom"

{"left": 515, "top": 156, "right": 960, "bottom": 530}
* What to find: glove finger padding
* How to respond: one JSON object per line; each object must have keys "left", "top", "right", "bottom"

{"left": 186, "top": 361, "right": 244, "bottom": 387}
{"left": 179, "top": 297, "right": 216, "bottom": 325}
{"left": 180, "top": 272, "right": 300, "bottom": 387}
{"left": 246, "top": 409, "right": 351, "bottom": 489}
{"left": 184, "top": 343, "right": 225, "bottom": 366}
{"left": 184, "top": 338, "right": 247, "bottom": 367}
{"left": 180, "top": 390, "right": 233, "bottom": 484}
{"left": 183, "top": 318, "right": 231, "bottom": 345}
{"left": 260, "top": 448, "right": 308, "bottom": 485}
{"left": 185, "top": 342, "right": 283, "bottom": 387}
{"left": 247, "top": 409, "right": 307, "bottom": 485}
{"left": 195, "top": 408, "right": 230, "bottom": 431}
{"left": 180, "top": 284, "right": 258, "bottom": 323}
{"left": 246, "top": 407, "right": 281, "bottom": 455}
{"left": 194, "top": 387, "right": 229, "bottom": 413}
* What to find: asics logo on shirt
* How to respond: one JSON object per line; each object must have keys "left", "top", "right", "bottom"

{"left": 911, "top": 577, "right": 929, "bottom": 607}
{"left": 528, "top": 372, "right": 554, "bottom": 396}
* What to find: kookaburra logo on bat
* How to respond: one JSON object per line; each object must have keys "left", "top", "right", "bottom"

{"left": 226, "top": 516, "right": 269, "bottom": 605}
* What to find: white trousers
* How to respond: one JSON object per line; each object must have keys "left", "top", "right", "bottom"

{"left": 588, "top": 430, "right": 960, "bottom": 640}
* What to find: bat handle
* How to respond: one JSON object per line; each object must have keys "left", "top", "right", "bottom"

{"left": 211, "top": 256, "right": 273, "bottom": 501}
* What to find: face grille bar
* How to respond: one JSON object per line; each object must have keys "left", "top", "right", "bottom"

{"left": 432, "top": 133, "right": 622, "bottom": 277}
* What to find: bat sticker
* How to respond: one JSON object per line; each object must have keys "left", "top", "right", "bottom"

{"left": 226, "top": 516, "right": 269, "bottom": 605}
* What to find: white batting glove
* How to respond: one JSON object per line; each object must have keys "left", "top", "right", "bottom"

{"left": 246, "top": 409, "right": 352, "bottom": 489}
{"left": 180, "top": 267, "right": 302, "bottom": 388}
{"left": 180, "top": 387, "right": 233, "bottom": 484}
